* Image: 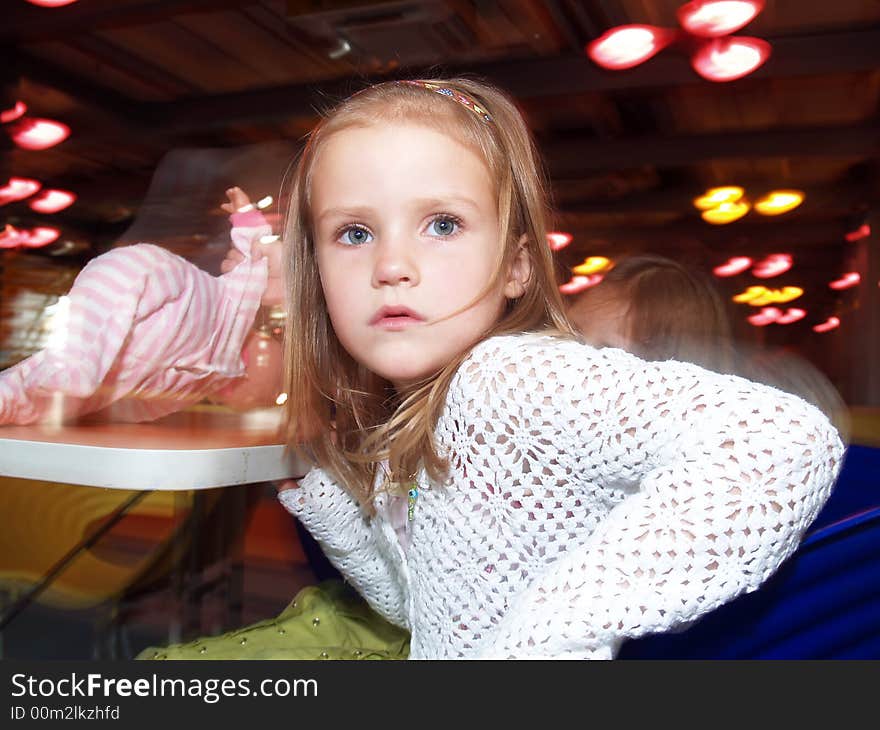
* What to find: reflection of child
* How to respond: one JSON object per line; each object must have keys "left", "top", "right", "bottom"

{"left": 567, "top": 254, "right": 734, "bottom": 372}
{"left": 0, "top": 188, "right": 282, "bottom": 425}
{"left": 149, "top": 78, "right": 844, "bottom": 660}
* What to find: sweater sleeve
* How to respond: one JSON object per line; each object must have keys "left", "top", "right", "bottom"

{"left": 278, "top": 467, "right": 409, "bottom": 628}
{"left": 463, "top": 334, "right": 843, "bottom": 659}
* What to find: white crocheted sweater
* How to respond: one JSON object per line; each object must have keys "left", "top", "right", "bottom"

{"left": 279, "top": 332, "right": 844, "bottom": 659}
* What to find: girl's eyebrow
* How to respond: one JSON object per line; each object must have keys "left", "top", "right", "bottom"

{"left": 316, "top": 196, "right": 482, "bottom": 225}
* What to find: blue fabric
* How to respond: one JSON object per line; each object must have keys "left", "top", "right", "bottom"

{"left": 619, "top": 445, "right": 880, "bottom": 659}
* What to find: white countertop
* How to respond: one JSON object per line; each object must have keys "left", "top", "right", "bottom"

{"left": 0, "top": 407, "right": 310, "bottom": 490}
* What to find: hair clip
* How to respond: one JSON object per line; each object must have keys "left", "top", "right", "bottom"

{"left": 396, "top": 80, "right": 493, "bottom": 123}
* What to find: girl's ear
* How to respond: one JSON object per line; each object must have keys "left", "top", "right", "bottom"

{"left": 504, "top": 234, "right": 532, "bottom": 299}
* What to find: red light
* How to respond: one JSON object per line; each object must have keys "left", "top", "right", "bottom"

{"left": 1, "top": 101, "right": 27, "bottom": 124}
{"left": 752, "top": 253, "right": 792, "bottom": 279}
{"left": 776, "top": 308, "right": 806, "bottom": 325}
{"left": 747, "top": 307, "right": 781, "bottom": 326}
{"left": 844, "top": 223, "right": 871, "bottom": 242}
{"left": 25, "top": 0, "right": 80, "bottom": 6}
{"left": 0, "top": 224, "right": 60, "bottom": 249}
{"left": 829, "top": 272, "right": 860, "bottom": 290}
{"left": 28, "top": 189, "right": 76, "bottom": 213}
{"left": 678, "top": 1, "right": 764, "bottom": 38}
{"left": 21, "top": 226, "right": 61, "bottom": 247}
{"left": 691, "top": 36, "right": 771, "bottom": 81}
{"left": 547, "top": 231, "right": 573, "bottom": 251}
{"left": 713, "top": 256, "right": 752, "bottom": 277}
{"left": 0, "top": 177, "right": 42, "bottom": 206}
{"left": 813, "top": 317, "right": 840, "bottom": 333}
{"left": 10, "top": 118, "right": 70, "bottom": 150}
{"left": 559, "top": 274, "right": 603, "bottom": 294}
{"left": 587, "top": 25, "right": 677, "bottom": 70}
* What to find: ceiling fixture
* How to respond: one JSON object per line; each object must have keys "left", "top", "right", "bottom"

{"left": 677, "top": 1, "right": 765, "bottom": 37}
{"left": 813, "top": 317, "right": 840, "bottom": 333}
{"left": 571, "top": 256, "right": 612, "bottom": 275}
{"left": 828, "top": 272, "right": 860, "bottom": 290}
{"left": 559, "top": 274, "right": 604, "bottom": 295}
{"left": 733, "top": 285, "right": 803, "bottom": 306}
{"left": 586, "top": 25, "right": 676, "bottom": 70}
{"left": 587, "top": 0, "right": 769, "bottom": 82}
{"left": 754, "top": 189, "right": 804, "bottom": 216}
{"left": 690, "top": 36, "right": 770, "bottom": 82}
{"left": 747, "top": 307, "right": 781, "bottom": 326}
{"left": 693, "top": 185, "right": 744, "bottom": 210}
{"left": 547, "top": 231, "right": 573, "bottom": 251}
{"left": 0, "top": 224, "right": 61, "bottom": 249}
{"left": 776, "top": 308, "right": 806, "bottom": 325}
{"left": 9, "top": 118, "right": 71, "bottom": 150}
{"left": 28, "top": 189, "right": 76, "bottom": 213}
{"left": 751, "top": 253, "right": 793, "bottom": 278}
{"left": 713, "top": 256, "right": 752, "bottom": 277}
{"left": 701, "top": 199, "right": 750, "bottom": 224}
{"left": 25, "top": 0, "right": 80, "bottom": 6}
{"left": 0, "top": 101, "right": 27, "bottom": 124}
{"left": 0, "top": 177, "right": 42, "bottom": 206}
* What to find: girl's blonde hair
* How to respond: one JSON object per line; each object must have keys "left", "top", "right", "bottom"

{"left": 281, "top": 77, "right": 575, "bottom": 506}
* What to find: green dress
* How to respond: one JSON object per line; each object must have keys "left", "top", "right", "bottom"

{"left": 136, "top": 580, "right": 410, "bottom": 660}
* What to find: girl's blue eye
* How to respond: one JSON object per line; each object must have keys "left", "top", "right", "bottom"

{"left": 428, "top": 217, "right": 459, "bottom": 237}
{"left": 339, "top": 226, "right": 372, "bottom": 245}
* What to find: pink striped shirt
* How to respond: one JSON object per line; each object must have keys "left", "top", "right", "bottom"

{"left": 0, "top": 212, "right": 270, "bottom": 424}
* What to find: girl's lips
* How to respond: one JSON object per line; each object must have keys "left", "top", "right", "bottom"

{"left": 372, "top": 316, "right": 424, "bottom": 330}
{"left": 369, "top": 305, "right": 425, "bottom": 327}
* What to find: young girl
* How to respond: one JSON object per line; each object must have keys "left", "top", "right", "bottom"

{"left": 268, "top": 78, "right": 843, "bottom": 659}
{"left": 147, "top": 78, "right": 844, "bottom": 660}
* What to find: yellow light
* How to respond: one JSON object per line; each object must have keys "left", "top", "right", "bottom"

{"left": 572, "top": 256, "right": 612, "bottom": 275}
{"left": 733, "top": 285, "right": 804, "bottom": 306}
{"left": 693, "top": 186, "right": 745, "bottom": 210}
{"left": 754, "top": 189, "right": 804, "bottom": 216}
{"left": 701, "top": 200, "right": 750, "bottom": 224}
{"left": 733, "top": 285, "right": 765, "bottom": 304}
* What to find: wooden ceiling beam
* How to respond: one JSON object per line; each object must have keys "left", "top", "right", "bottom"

{"left": 1, "top": 0, "right": 263, "bottom": 44}
{"left": 134, "top": 28, "right": 880, "bottom": 131}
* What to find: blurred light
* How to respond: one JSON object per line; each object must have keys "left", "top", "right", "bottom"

{"left": 586, "top": 25, "right": 676, "bottom": 70}
{"left": 256, "top": 195, "right": 273, "bottom": 209}
{"left": 1, "top": 101, "right": 27, "bottom": 124}
{"left": 21, "top": 226, "right": 61, "bottom": 247}
{"left": 733, "top": 285, "right": 803, "bottom": 305}
{"left": 701, "top": 199, "right": 750, "bottom": 224}
{"left": 754, "top": 189, "right": 804, "bottom": 216}
{"left": 747, "top": 307, "right": 781, "bottom": 326}
{"left": 713, "top": 256, "right": 752, "bottom": 277}
{"left": 693, "top": 185, "right": 744, "bottom": 210}
{"left": 10, "top": 118, "right": 70, "bottom": 150}
{"left": 691, "top": 36, "right": 771, "bottom": 82}
{"left": 0, "top": 225, "right": 25, "bottom": 249}
{"left": 547, "top": 231, "right": 573, "bottom": 251}
{"left": 275, "top": 393, "right": 288, "bottom": 406}
{"left": 813, "top": 317, "right": 840, "bottom": 333}
{"left": 25, "top": 0, "right": 80, "bottom": 6}
{"left": 829, "top": 272, "right": 860, "bottom": 290}
{"left": 259, "top": 234, "right": 280, "bottom": 244}
{"left": 559, "top": 274, "right": 603, "bottom": 294}
{"left": 28, "top": 188, "right": 76, "bottom": 213}
{"left": 678, "top": 1, "right": 764, "bottom": 38}
{"left": 572, "top": 256, "right": 612, "bottom": 275}
{"left": 0, "top": 177, "right": 42, "bottom": 205}
{"left": 752, "top": 253, "right": 792, "bottom": 278}
{"left": 845, "top": 223, "right": 871, "bottom": 242}
{"left": 776, "top": 307, "right": 806, "bottom": 325}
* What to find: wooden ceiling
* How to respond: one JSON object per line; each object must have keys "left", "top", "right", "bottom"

{"left": 2, "top": 0, "right": 880, "bottom": 388}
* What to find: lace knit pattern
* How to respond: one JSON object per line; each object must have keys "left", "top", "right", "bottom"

{"left": 280, "top": 332, "right": 844, "bottom": 659}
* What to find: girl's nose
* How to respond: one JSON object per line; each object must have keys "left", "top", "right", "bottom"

{"left": 371, "top": 237, "right": 419, "bottom": 288}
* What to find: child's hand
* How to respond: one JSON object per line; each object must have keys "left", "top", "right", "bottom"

{"left": 275, "top": 480, "right": 300, "bottom": 493}
{"left": 221, "top": 186, "right": 254, "bottom": 215}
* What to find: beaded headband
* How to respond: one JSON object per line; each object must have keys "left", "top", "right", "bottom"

{"left": 396, "top": 80, "right": 493, "bottom": 124}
